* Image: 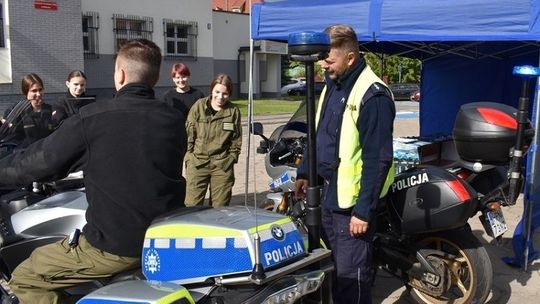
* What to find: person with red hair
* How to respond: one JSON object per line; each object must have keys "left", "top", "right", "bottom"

{"left": 163, "top": 62, "right": 205, "bottom": 118}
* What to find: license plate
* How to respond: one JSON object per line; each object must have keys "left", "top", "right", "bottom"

{"left": 484, "top": 209, "right": 508, "bottom": 238}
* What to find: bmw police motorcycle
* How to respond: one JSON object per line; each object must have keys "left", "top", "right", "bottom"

{"left": 251, "top": 44, "right": 537, "bottom": 303}
{"left": 0, "top": 99, "right": 87, "bottom": 302}
{"left": 75, "top": 33, "right": 335, "bottom": 304}
{"left": 0, "top": 35, "right": 335, "bottom": 304}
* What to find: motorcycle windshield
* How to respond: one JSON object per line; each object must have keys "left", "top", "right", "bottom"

{"left": 0, "top": 99, "right": 31, "bottom": 155}
{"left": 271, "top": 101, "right": 308, "bottom": 142}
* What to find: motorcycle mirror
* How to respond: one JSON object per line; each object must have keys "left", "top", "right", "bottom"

{"left": 250, "top": 122, "right": 264, "bottom": 136}
{"left": 250, "top": 122, "right": 270, "bottom": 143}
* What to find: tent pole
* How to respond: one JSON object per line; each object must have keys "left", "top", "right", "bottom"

{"left": 522, "top": 61, "right": 540, "bottom": 271}
{"left": 244, "top": 0, "right": 255, "bottom": 206}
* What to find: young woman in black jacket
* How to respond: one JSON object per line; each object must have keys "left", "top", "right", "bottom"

{"left": 54, "top": 70, "right": 95, "bottom": 124}
{"left": 6, "top": 73, "right": 56, "bottom": 147}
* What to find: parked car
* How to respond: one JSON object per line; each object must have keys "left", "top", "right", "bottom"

{"left": 410, "top": 89, "right": 420, "bottom": 102}
{"left": 280, "top": 78, "right": 306, "bottom": 95}
{"left": 388, "top": 83, "right": 420, "bottom": 101}
{"left": 287, "top": 81, "right": 325, "bottom": 96}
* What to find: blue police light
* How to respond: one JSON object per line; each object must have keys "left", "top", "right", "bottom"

{"left": 288, "top": 32, "right": 330, "bottom": 57}
{"left": 513, "top": 65, "right": 540, "bottom": 77}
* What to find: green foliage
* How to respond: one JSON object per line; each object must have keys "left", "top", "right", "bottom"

{"left": 286, "top": 59, "right": 325, "bottom": 81}
{"left": 282, "top": 52, "right": 422, "bottom": 85}
{"left": 232, "top": 99, "right": 302, "bottom": 116}
{"left": 364, "top": 53, "right": 422, "bottom": 84}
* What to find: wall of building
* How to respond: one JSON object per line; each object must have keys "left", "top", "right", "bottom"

{"left": 0, "top": 0, "right": 283, "bottom": 112}
{"left": 81, "top": 0, "right": 219, "bottom": 100}
{"left": 212, "top": 11, "right": 250, "bottom": 97}
{"left": 0, "top": 0, "right": 84, "bottom": 111}
{"left": 212, "top": 11, "right": 284, "bottom": 99}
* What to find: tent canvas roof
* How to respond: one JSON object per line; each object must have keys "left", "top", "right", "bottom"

{"left": 251, "top": 0, "right": 540, "bottom": 136}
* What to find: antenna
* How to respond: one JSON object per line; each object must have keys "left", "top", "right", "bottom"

{"left": 247, "top": 0, "right": 265, "bottom": 281}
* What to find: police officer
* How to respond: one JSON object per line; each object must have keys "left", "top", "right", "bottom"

{"left": 185, "top": 74, "right": 242, "bottom": 207}
{"left": 294, "top": 24, "right": 395, "bottom": 304}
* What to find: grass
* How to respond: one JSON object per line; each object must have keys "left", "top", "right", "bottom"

{"left": 232, "top": 98, "right": 303, "bottom": 116}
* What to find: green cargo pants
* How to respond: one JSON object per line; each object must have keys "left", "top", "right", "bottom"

{"left": 185, "top": 161, "right": 235, "bottom": 208}
{"left": 9, "top": 235, "right": 139, "bottom": 304}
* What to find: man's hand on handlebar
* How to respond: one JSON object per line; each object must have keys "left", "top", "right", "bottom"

{"left": 294, "top": 178, "right": 308, "bottom": 200}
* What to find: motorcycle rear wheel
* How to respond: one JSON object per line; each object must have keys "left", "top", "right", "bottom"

{"left": 409, "top": 229, "right": 492, "bottom": 304}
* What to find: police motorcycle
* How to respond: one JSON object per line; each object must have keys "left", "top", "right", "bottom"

{"left": 75, "top": 33, "right": 334, "bottom": 304}
{"left": 252, "top": 56, "right": 536, "bottom": 302}
{"left": 0, "top": 99, "right": 87, "bottom": 302}
{"left": 255, "top": 101, "right": 308, "bottom": 213}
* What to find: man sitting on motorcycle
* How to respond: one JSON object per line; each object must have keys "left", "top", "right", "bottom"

{"left": 0, "top": 39, "right": 187, "bottom": 304}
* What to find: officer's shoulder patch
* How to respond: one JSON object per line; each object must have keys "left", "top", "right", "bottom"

{"left": 361, "top": 82, "right": 392, "bottom": 109}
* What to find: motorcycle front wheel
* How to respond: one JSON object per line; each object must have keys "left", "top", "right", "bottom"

{"left": 409, "top": 229, "right": 492, "bottom": 304}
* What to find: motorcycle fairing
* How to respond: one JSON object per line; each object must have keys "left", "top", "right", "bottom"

{"left": 11, "top": 191, "right": 87, "bottom": 237}
{"left": 77, "top": 280, "right": 196, "bottom": 304}
{"left": 141, "top": 206, "right": 306, "bottom": 284}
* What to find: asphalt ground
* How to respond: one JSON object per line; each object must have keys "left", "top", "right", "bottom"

{"left": 224, "top": 106, "right": 540, "bottom": 304}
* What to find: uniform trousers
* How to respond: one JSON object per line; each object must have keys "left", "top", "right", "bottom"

{"left": 9, "top": 235, "right": 139, "bottom": 304}
{"left": 185, "top": 161, "right": 235, "bottom": 208}
{"left": 322, "top": 206, "right": 376, "bottom": 304}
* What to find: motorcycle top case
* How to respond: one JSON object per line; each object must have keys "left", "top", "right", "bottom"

{"left": 77, "top": 280, "right": 196, "bottom": 304}
{"left": 387, "top": 166, "right": 477, "bottom": 234}
{"left": 453, "top": 102, "right": 531, "bottom": 164}
{"left": 141, "top": 206, "right": 306, "bottom": 284}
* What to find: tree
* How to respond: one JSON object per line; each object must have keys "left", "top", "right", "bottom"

{"left": 282, "top": 53, "right": 421, "bottom": 84}
{"left": 365, "top": 53, "right": 422, "bottom": 84}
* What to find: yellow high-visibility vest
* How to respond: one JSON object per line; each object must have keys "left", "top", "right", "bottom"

{"left": 316, "top": 66, "right": 395, "bottom": 209}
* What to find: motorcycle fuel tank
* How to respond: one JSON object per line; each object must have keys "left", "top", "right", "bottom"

{"left": 11, "top": 191, "right": 87, "bottom": 237}
{"left": 141, "top": 206, "right": 306, "bottom": 284}
{"left": 386, "top": 166, "right": 478, "bottom": 234}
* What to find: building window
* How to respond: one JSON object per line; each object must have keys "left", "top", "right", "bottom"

{"left": 82, "top": 12, "right": 99, "bottom": 58}
{"left": 163, "top": 19, "right": 198, "bottom": 58}
{"left": 0, "top": 3, "right": 5, "bottom": 48}
{"left": 113, "top": 14, "right": 153, "bottom": 52}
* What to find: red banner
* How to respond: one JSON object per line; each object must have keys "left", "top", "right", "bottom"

{"left": 34, "top": 1, "right": 58, "bottom": 11}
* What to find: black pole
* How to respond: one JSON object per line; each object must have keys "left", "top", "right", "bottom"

{"left": 507, "top": 78, "right": 530, "bottom": 205}
{"left": 516, "top": 78, "right": 532, "bottom": 271}
{"left": 304, "top": 61, "right": 321, "bottom": 252}
{"left": 287, "top": 32, "right": 330, "bottom": 303}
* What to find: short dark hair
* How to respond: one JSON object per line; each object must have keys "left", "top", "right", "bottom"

{"left": 170, "top": 63, "right": 191, "bottom": 78}
{"left": 117, "top": 39, "right": 162, "bottom": 86}
{"left": 21, "top": 73, "right": 44, "bottom": 96}
{"left": 66, "top": 70, "right": 87, "bottom": 82}
{"left": 210, "top": 74, "right": 233, "bottom": 95}
{"left": 324, "top": 24, "right": 359, "bottom": 55}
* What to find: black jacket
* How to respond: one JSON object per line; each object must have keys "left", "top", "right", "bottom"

{"left": 0, "top": 83, "right": 187, "bottom": 257}
{"left": 15, "top": 103, "right": 56, "bottom": 147}
{"left": 54, "top": 92, "right": 96, "bottom": 124}
{"left": 163, "top": 88, "right": 205, "bottom": 118}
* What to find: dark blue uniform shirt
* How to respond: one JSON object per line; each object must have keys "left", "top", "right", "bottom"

{"left": 298, "top": 58, "right": 395, "bottom": 221}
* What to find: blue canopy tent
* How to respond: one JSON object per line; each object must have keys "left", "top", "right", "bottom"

{"left": 251, "top": 0, "right": 540, "bottom": 268}
{"left": 252, "top": 0, "right": 540, "bottom": 135}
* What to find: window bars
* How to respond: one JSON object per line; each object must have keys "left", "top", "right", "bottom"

{"left": 113, "top": 14, "right": 153, "bottom": 52}
{"left": 163, "top": 19, "right": 198, "bottom": 59}
{"left": 0, "top": 3, "right": 5, "bottom": 48}
{"left": 82, "top": 11, "right": 99, "bottom": 58}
